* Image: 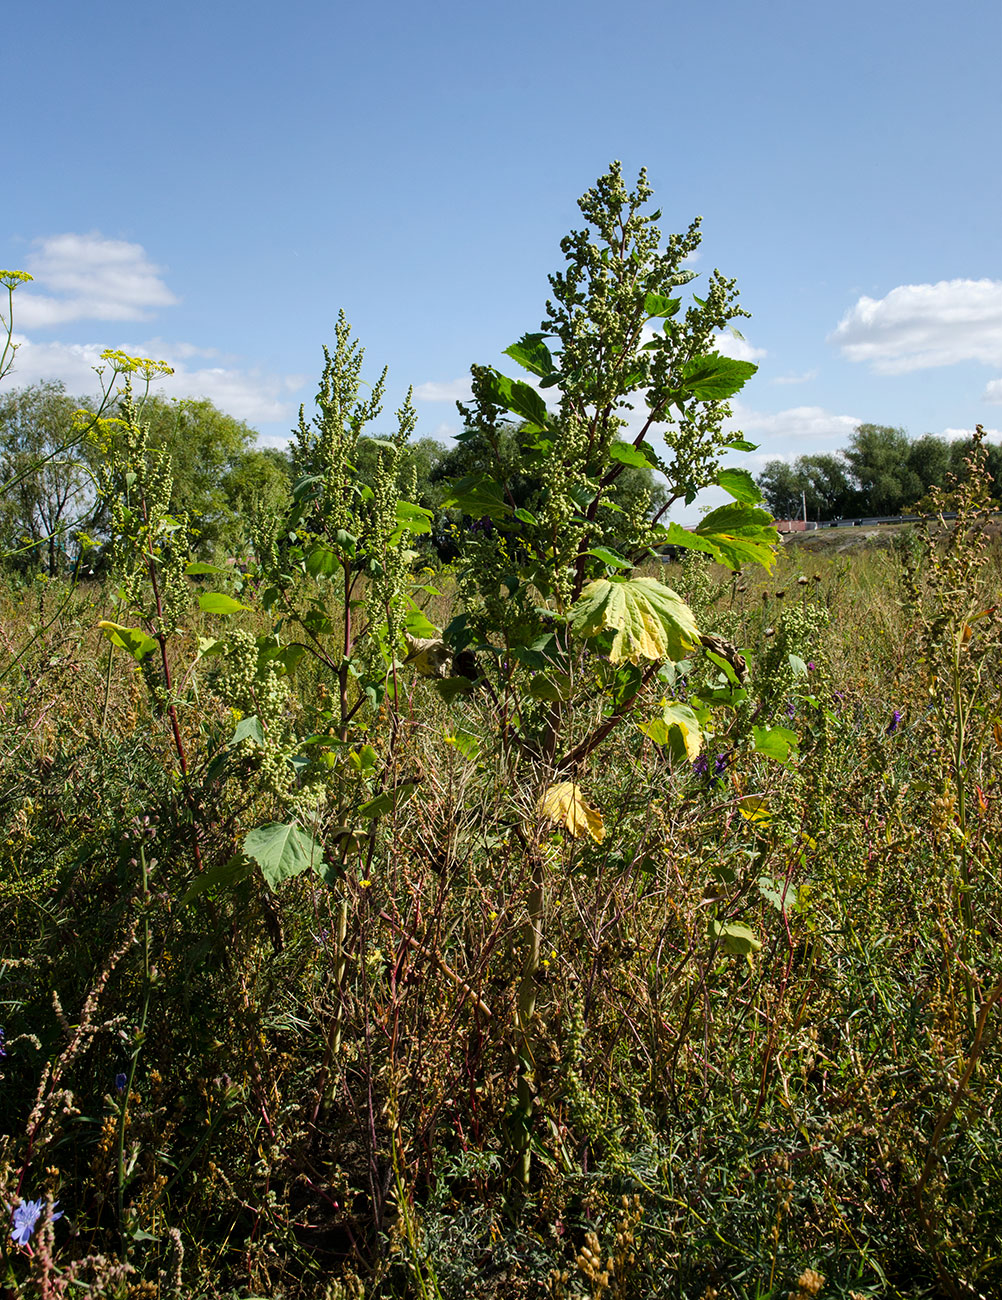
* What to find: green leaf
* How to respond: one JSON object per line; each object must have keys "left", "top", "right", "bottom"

{"left": 711, "top": 919, "right": 762, "bottom": 957}
{"left": 504, "top": 333, "right": 556, "bottom": 378}
{"left": 243, "top": 822, "right": 322, "bottom": 890}
{"left": 358, "top": 781, "right": 419, "bottom": 819}
{"left": 788, "top": 654, "right": 808, "bottom": 677}
{"left": 644, "top": 292, "right": 682, "bottom": 319}
{"left": 185, "top": 561, "right": 229, "bottom": 575}
{"left": 198, "top": 592, "right": 249, "bottom": 615}
{"left": 682, "top": 352, "right": 758, "bottom": 401}
{"left": 586, "top": 546, "right": 632, "bottom": 571}
{"left": 571, "top": 577, "right": 700, "bottom": 664}
{"left": 229, "top": 715, "right": 265, "bottom": 748}
{"left": 752, "top": 724, "right": 798, "bottom": 764}
{"left": 305, "top": 544, "right": 340, "bottom": 577}
{"left": 662, "top": 502, "right": 778, "bottom": 572}
{"left": 528, "top": 672, "right": 573, "bottom": 702}
{"left": 608, "top": 442, "right": 654, "bottom": 469}
{"left": 723, "top": 436, "right": 758, "bottom": 452}
{"left": 97, "top": 620, "right": 158, "bottom": 662}
{"left": 441, "top": 473, "right": 512, "bottom": 520}
{"left": 395, "top": 500, "right": 433, "bottom": 535}
{"left": 181, "top": 854, "right": 253, "bottom": 905}
{"left": 445, "top": 726, "right": 480, "bottom": 761}
{"left": 514, "top": 507, "right": 538, "bottom": 525}
{"left": 716, "top": 467, "right": 764, "bottom": 504}
{"left": 483, "top": 370, "right": 551, "bottom": 429}
{"left": 434, "top": 675, "right": 475, "bottom": 704}
{"left": 405, "top": 607, "right": 439, "bottom": 639}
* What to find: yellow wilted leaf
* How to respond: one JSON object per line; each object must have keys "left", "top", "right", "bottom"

{"left": 993, "top": 721, "right": 1002, "bottom": 748}
{"left": 537, "top": 782, "right": 605, "bottom": 842}
{"left": 738, "top": 795, "right": 771, "bottom": 824}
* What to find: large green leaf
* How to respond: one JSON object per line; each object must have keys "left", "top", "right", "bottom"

{"left": 441, "top": 473, "right": 512, "bottom": 520}
{"left": 682, "top": 352, "right": 758, "bottom": 401}
{"left": 662, "top": 502, "right": 778, "bottom": 572}
{"left": 97, "top": 620, "right": 158, "bottom": 662}
{"left": 571, "top": 577, "right": 699, "bottom": 664}
{"left": 608, "top": 441, "right": 655, "bottom": 469}
{"left": 483, "top": 370, "right": 551, "bottom": 429}
{"left": 504, "top": 333, "right": 556, "bottom": 378}
{"left": 394, "top": 500, "right": 433, "bottom": 535}
{"left": 198, "top": 592, "right": 249, "bottom": 615}
{"left": 752, "top": 724, "right": 798, "bottom": 764}
{"left": 716, "top": 467, "right": 763, "bottom": 504}
{"left": 644, "top": 292, "right": 682, "bottom": 319}
{"left": 243, "top": 821, "right": 322, "bottom": 889}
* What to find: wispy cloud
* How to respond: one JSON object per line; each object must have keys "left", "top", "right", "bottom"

{"left": 984, "top": 378, "right": 1002, "bottom": 403}
{"left": 413, "top": 377, "right": 473, "bottom": 403}
{"left": 772, "top": 369, "right": 819, "bottom": 386}
{"left": 6, "top": 334, "right": 305, "bottom": 426}
{"left": 830, "top": 278, "right": 1002, "bottom": 374}
{"left": 711, "top": 331, "right": 766, "bottom": 363}
{"left": 15, "top": 233, "right": 178, "bottom": 328}
{"left": 728, "top": 402, "right": 862, "bottom": 445}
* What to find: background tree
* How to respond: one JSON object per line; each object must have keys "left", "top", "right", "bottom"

{"left": 842, "top": 423, "right": 922, "bottom": 515}
{"left": 0, "top": 381, "right": 95, "bottom": 574}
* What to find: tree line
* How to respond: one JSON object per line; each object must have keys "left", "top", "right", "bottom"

{"left": 756, "top": 422, "right": 1002, "bottom": 521}
{"left": 0, "top": 380, "right": 665, "bottom": 573}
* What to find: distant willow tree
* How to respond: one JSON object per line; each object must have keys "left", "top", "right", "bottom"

{"left": 0, "top": 380, "right": 95, "bottom": 574}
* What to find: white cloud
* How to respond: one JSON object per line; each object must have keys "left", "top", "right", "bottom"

{"left": 830, "top": 278, "right": 1002, "bottom": 373}
{"left": 984, "top": 378, "right": 1002, "bottom": 403}
{"left": 729, "top": 402, "right": 862, "bottom": 444}
{"left": 4, "top": 334, "right": 304, "bottom": 426}
{"left": 15, "top": 233, "right": 178, "bottom": 328}
{"left": 772, "top": 369, "right": 818, "bottom": 385}
{"left": 941, "top": 426, "right": 1002, "bottom": 440}
{"left": 711, "top": 331, "right": 766, "bottom": 363}
{"left": 413, "top": 377, "right": 473, "bottom": 403}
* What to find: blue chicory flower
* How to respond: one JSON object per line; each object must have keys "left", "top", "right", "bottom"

{"left": 10, "top": 1198, "right": 62, "bottom": 1247}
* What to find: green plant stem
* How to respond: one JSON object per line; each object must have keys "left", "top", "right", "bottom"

{"left": 116, "top": 844, "right": 152, "bottom": 1244}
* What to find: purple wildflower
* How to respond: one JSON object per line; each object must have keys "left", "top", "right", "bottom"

{"left": 806, "top": 661, "right": 816, "bottom": 672}
{"left": 886, "top": 710, "right": 902, "bottom": 735}
{"left": 10, "top": 1198, "right": 62, "bottom": 1247}
{"left": 713, "top": 753, "right": 728, "bottom": 778}
{"left": 115, "top": 1072, "right": 128, "bottom": 1093}
{"left": 785, "top": 700, "right": 796, "bottom": 719}
{"left": 0, "top": 1027, "right": 6, "bottom": 1058}
{"left": 691, "top": 755, "right": 709, "bottom": 778}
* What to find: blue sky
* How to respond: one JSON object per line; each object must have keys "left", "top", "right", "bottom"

{"left": 6, "top": 0, "right": 1000, "bottom": 519}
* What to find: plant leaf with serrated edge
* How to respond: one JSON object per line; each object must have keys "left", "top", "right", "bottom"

{"left": 185, "top": 561, "right": 229, "bottom": 575}
{"left": 181, "top": 854, "right": 253, "bottom": 905}
{"left": 570, "top": 577, "right": 699, "bottom": 664}
{"left": 358, "top": 782, "right": 419, "bottom": 819}
{"left": 441, "top": 472, "right": 512, "bottom": 520}
{"left": 752, "top": 725, "right": 798, "bottom": 764}
{"left": 723, "top": 436, "right": 758, "bottom": 452}
{"left": 537, "top": 782, "right": 605, "bottom": 842}
{"left": 504, "top": 333, "right": 556, "bottom": 378}
{"left": 738, "top": 795, "right": 771, "bottom": 823}
{"left": 644, "top": 292, "right": 682, "bottom": 319}
{"left": 716, "top": 467, "right": 763, "bottom": 504}
{"left": 434, "top": 676, "right": 474, "bottom": 704}
{"left": 608, "top": 442, "right": 654, "bottom": 469}
{"left": 586, "top": 546, "right": 632, "bottom": 570}
{"left": 662, "top": 502, "right": 778, "bottom": 572}
{"left": 198, "top": 592, "right": 249, "bottom": 615}
{"left": 483, "top": 369, "right": 551, "bottom": 428}
{"left": 711, "top": 919, "right": 762, "bottom": 956}
{"left": 395, "top": 500, "right": 432, "bottom": 534}
{"left": 229, "top": 715, "right": 265, "bottom": 748}
{"left": 97, "top": 621, "right": 158, "bottom": 662}
{"left": 682, "top": 352, "right": 758, "bottom": 401}
{"left": 405, "top": 608, "right": 439, "bottom": 639}
{"left": 243, "top": 822, "right": 322, "bottom": 889}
